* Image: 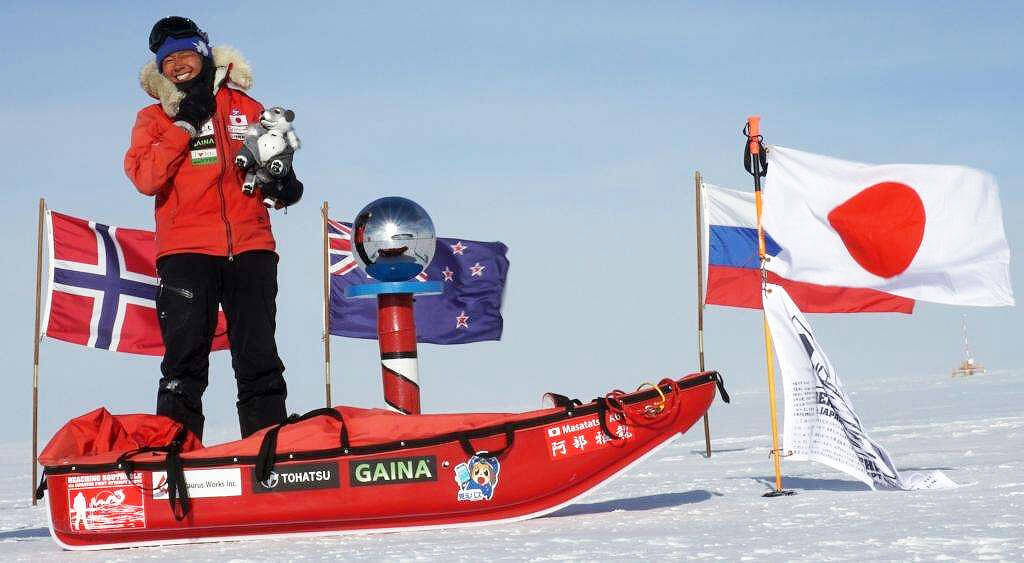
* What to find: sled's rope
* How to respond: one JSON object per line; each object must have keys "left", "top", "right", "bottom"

{"left": 255, "top": 408, "right": 346, "bottom": 485}
{"left": 636, "top": 381, "right": 668, "bottom": 416}
{"left": 602, "top": 378, "right": 682, "bottom": 431}
{"left": 115, "top": 425, "right": 191, "bottom": 520}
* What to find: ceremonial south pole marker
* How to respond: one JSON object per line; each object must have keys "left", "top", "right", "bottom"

{"left": 346, "top": 281, "right": 442, "bottom": 414}
{"left": 345, "top": 197, "right": 441, "bottom": 415}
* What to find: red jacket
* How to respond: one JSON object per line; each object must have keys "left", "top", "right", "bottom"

{"left": 124, "top": 46, "right": 274, "bottom": 259}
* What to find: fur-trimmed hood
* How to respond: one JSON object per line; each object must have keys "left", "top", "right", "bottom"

{"left": 139, "top": 45, "right": 253, "bottom": 117}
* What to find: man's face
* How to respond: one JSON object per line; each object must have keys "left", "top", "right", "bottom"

{"left": 161, "top": 50, "right": 202, "bottom": 84}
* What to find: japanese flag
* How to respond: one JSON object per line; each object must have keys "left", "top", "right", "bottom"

{"left": 763, "top": 146, "right": 1013, "bottom": 307}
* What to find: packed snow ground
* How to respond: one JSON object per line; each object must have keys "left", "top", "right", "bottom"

{"left": 1, "top": 369, "right": 1021, "bottom": 561}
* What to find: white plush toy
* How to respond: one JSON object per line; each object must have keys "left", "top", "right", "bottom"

{"left": 234, "top": 107, "right": 301, "bottom": 206}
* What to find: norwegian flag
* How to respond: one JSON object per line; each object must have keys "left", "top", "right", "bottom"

{"left": 42, "top": 211, "right": 229, "bottom": 355}
{"left": 328, "top": 217, "right": 507, "bottom": 344}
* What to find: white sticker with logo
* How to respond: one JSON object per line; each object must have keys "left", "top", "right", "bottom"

{"left": 189, "top": 119, "right": 218, "bottom": 165}
{"left": 198, "top": 120, "right": 215, "bottom": 136}
{"left": 228, "top": 110, "right": 249, "bottom": 140}
{"left": 66, "top": 471, "right": 146, "bottom": 531}
{"left": 151, "top": 468, "right": 242, "bottom": 499}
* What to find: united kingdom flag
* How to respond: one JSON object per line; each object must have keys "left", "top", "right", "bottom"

{"left": 326, "top": 218, "right": 358, "bottom": 276}
{"left": 42, "top": 211, "right": 229, "bottom": 356}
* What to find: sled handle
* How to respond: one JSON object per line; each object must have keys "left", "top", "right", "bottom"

{"left": 256, "top": 408, "right": 346, "bottom": 482}
{"left": 458, "top": 424, "right": 515, "bottom": 459}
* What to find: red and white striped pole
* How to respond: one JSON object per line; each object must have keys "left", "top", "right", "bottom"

{"left": 377, "top": 293, "right": 420, "bottom": 414}
{"left": 347, "top": 196, "right": 441, "bottom": 415}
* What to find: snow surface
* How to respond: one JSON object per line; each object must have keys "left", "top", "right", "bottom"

{"left": 1, "top": 370, "right": 1022, "bottom": 561}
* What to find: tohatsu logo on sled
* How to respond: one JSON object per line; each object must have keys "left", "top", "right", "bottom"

{"left": 252, "top": 462, "right": 340, "bottom": 493}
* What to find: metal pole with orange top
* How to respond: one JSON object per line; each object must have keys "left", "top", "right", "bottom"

{"left": 744, "top": 116, "right": 795, "bottom": 497}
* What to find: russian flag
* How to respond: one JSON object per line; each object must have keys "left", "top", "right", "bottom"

{"left": 701, "top": 183, "right": 914, "bottom": 314}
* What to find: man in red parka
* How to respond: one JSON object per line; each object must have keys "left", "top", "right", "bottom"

{"left": 124, "top": 17, "right": 302, "bottom": 439}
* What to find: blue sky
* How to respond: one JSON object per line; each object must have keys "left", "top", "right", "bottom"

{"left": 2, "top": 2, "right": 1021, "bottom": 444}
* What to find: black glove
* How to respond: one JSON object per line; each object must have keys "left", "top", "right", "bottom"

{"left": 173, "top": 61, "right": 216, "bottom": 132}
{"left": 174, "top": 90, "right": 216, "bottom": 132}
{"left": 262, "top": 168, "right": 304, "bottom": 208}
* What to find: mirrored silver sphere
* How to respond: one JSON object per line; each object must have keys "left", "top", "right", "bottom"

{"left": 352, "top": 196, "right": 436, "bottom": 282}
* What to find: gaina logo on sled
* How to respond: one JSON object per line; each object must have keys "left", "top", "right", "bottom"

{"left": 349, "top": 456, "right": 437, "bottom": 486}
{"left": 252, "top": 462, "right": 340, "bottom": 493}
{"left": 454, "top": 454, "right": 500, "bottom": 501}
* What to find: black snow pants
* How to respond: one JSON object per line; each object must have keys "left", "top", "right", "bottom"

{"left": 155, "top": 250, "right": 287, "bottom": 440}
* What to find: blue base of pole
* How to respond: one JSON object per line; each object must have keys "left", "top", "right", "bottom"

{"left": 344, "top": 280, "right": 443, "bottom": 298}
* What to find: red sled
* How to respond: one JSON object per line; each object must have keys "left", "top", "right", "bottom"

{"left": 37, "top": 371, "right": 727, "bottom": 550}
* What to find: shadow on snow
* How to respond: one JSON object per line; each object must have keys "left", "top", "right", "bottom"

{"left": 545, "top": 490, "right": 718, "bottom": 518}
{"left": 0, "top": 527, "right": 50, "bottom": 540}
{"left": 691, "top": 447, "right": 748, "bottom": 455}
{"left": 750, "top": 475, "right": 871, "bottom": 492}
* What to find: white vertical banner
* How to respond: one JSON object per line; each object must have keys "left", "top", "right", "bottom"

{"left": 763, "top": 282, "right": 956, "bottom": 490}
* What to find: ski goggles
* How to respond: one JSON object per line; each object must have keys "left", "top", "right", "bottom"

{"left": 149, "top": 16, "right": 209, "bottom": 53}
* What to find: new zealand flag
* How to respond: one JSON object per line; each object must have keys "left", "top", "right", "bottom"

{"left": 43, "top": 210, "right": 230, "bottom": 355}
{"left": 327, "top": 218, "right": 508, "bottom": 344}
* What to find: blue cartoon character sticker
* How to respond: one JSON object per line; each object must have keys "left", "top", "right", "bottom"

{"left": 454, "top": 454, "right": 500, "bottom": 501}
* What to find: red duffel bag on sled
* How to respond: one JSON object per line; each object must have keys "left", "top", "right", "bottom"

{"left": 37, "top": 371, "right": 728, "bottom": 550}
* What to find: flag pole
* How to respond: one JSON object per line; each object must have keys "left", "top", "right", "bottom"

{"left": 694, "top": 171, "right": 712, "bottom": 458}
{"left": 31, "top": 198, "right": 45, "bottom": 505}
{"left": 744, "top": 116, "right": 794, "bottom": 497}
{"left": 321, "top": 201, "right": 333, "bottom": 408}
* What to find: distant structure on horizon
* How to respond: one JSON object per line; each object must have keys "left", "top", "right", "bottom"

{"left": 952, "top": 314, "right": 985, "bottom": 377}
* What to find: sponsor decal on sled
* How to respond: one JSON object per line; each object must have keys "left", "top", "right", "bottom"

{"left": 349, "top": 455, "right": 437, "bottom": 486}
{"left": 66, "top": 471, "right": 146, "bottom": 531}
{"left": 252, "top": 462, "right": 340, "bottom": 493}
{"left": 152, "top": 468, "right": 242, "bottom": 499}
{"left": 544, "top": 413, "right": 632, "bottom": 461}
{"left": 454, "top": 454, "right": 500, "bottom": 501}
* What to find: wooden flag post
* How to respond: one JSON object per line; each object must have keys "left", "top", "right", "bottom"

{"left": 321, "top": 201, "right": 333, "bottom": 408}
{"left": 694, "top": 171, "right": 712, "bottom": 458}
{"left": 744, "top": 116, "right": 794, "bottom": 497}
{"left": 31, "top": 198, "right": 45, "bottom": 505}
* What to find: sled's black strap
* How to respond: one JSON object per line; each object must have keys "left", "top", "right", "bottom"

{"left": 164, "top": 437, "right": 190, "bottom": 521}
{"left": 255, "top": 408, "right": 345, "bottom": 483}
{"left": 594, "top": 397, "right": 622, "bottom": 441}
{"left": 710, "top": 372, "right": 731, "bottom": 403}
{"left": 339, "top": 415, "right": 351, "bottom": 451}
{"left": 115, "top": 426, "right": 191, "bottom": 520}
{"left": 34, "top": 472, "right": 47, "bottom": 500}
{"left": 459, "top": 424, "right": 515, "bottom": 459}
{"left": 543, "top": 392, "right": 583, "bottom": 411}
